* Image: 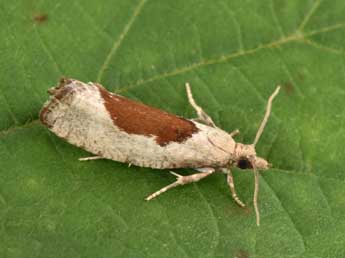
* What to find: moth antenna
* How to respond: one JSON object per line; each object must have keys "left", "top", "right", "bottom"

{"left": 252, "top": 161, "right": 260, "bottom": 226}
{"left": 253, "top": 86, "right": 281, "bottom": 146}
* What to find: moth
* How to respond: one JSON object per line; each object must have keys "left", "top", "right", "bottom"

{"left": 40, "top": 78, "right": 280, "bottom": 225}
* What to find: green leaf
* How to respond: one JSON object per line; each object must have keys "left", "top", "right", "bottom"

{"left": 1, "top": 0, "right": 345, "bottom": 257}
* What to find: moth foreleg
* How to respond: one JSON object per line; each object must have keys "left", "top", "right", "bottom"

{"left": 78, "top": 156, "right": 104, "bottom": 161}
{"left": 221, "top": 168, "right": 246, "bottom": 207}
{"left": 145, "top": 168, "right": 215, "bottom": 201}
{"left": 185, "top": 82, "right": 216, "bottom": 127}
{"left": 229, "top": 129, "right": 240, "bottom": 137}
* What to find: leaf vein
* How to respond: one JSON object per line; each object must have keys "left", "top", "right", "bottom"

{"left": 302, "top": 38, "right": 344, "bottom": 54}
{"left": 0, "top": 87, "right": 19, "bottom": 125}
{"left": 96, "top": 0, "right": 148, "bottom": 83}
{"left": 270, "top": 0, "right": 286, "bottom": 37}
{"left": 315, "top": 177, "right": 334, "bottom": 220}
{"left": 115, "top": 22, "right": 344, "bottom": 94}
{"left": 194, "top": 184, "right": 220, "bottom": 257}
{"left": 221, "top": 3, "right": 244, "bottom": 51}
{"left": 261, "top": 176, "right": 307, "bottom": 252}
{"left": 73, "top": 1, "right": 113, "bottom": 41}
{"left": 275, "top": 48, "right": 305, "bottom": 97}
{"left": 298, "top": 0, "right": 322, "bottom": 32}
{"left": 33, "top": 25, "right": 64, "bottom": 75}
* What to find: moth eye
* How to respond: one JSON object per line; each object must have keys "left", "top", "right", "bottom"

{"left": 237, "top": 159, "right": 252, "bottom": 169}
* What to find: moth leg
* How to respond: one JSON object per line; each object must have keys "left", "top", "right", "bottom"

{"left": 221, "top": 168, "right": 246, "bottom": 207}
{"left": 229, "top": 129, "right": 240, "bottom": 137}
{"left": 145, "top": 168, "right": 215, "bottom": 201}
{"left": 193, "top": 167, "right": 215, "bottom": 173}
{"left": 185, "top": 82, "right": 216, "bottom": 127}
{"left": 79, "top": 156, "right": 103, "bottom": 161}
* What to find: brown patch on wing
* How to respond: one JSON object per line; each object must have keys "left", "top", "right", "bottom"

{"left": 39, "top": 106, "right": 50, "bottom": 127}
{"left": 97, "top": 84, "right": 199, "bottom": 146}
{"left": 40, "top": 104, "right": 53, "bottom": 127}
{"left": 48, "top": 78, "right": 74, "bottom": 99}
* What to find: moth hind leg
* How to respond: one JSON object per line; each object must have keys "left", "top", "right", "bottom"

{"left": 145, "top": 168, "right": 215, "bottom": 201}
{"left": 185, "top": 82, "right": 216, "bottom": 127}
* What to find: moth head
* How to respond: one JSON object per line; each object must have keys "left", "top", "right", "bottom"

{"left": 235, "top": 153, "right": 270, "bottom": 171}
{"left": 231, "top": 86, "right": 280, "bottom": 226}
{"left": 233, "top": 144, "right": 270, "bottom": 170}
{"left": 233, "top": 86, "right": 280, "bottom": 170}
